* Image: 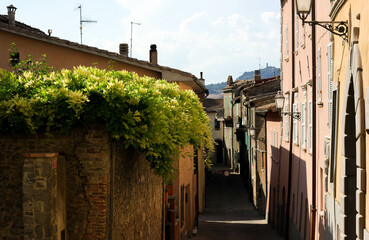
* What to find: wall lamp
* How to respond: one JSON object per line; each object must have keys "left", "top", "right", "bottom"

{"left": 295, "top": 0, "right": 348, "bottom": 41}
{"left": 275, "top": 91, "right": 301, "bottom": 120}
{"left": 249, "top": 125, "right": 256, "bottom": 137}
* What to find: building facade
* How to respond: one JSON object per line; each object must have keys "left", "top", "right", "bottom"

{"left": 277, "top": 0, "right": 331, "bottom": 239}
{"left": 0, "top": 5, "right": 208, "bottom": 240}
{"left": 325, "top": 0, "right": 369, "bottom": 239}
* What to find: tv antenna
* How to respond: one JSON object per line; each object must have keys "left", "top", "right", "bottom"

{"left": 130, "top": 22, "right": 141, "bottom": 58}
{"left": 77, "top": 5, "right": 97, "bottom": 44}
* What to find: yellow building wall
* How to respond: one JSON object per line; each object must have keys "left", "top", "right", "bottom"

{"left": 332, "top": 0, "right": 369, "bottom": 230}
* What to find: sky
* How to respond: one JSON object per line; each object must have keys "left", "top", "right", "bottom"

{"left": 1, "top": 0, "right": 281, "bottom": 84}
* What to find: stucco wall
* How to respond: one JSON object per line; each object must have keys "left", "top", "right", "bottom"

{"left": 0, "top": 30, "right": 162, "bottom": 79}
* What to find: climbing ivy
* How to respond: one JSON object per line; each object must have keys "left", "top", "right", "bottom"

{"left": 0, "top": 66, "right": 213, "bottom": 179}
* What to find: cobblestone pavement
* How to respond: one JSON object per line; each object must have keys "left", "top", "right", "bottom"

{"left": 193, "top": 166, "right": 283, "bottom": 240}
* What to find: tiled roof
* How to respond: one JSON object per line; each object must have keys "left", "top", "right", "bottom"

{"left": 0, "top": 15, "right": 45, "bottom": 35}
{"left": 204, "top": 98, "right": 223, "bottom": 112}
{"left": 0, "top": 15, "right": 206, "bottom": 91}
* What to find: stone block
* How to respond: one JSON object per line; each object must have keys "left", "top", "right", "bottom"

{"left": 34, "top": 201, "right": 44, "bottom": 212}
{"left": 364, "top": 228, "right": 369, "bottom": 240}
{"left": 35, "top": 226, "right": 44, "bottom": 239}
{"left": 357, "top": 168, "right": 365, "bottom": 191}
{"left": 341, "top": 157, "right": 356, "bottom": 176}
{"left": 34, "top": 212, "right": 50, "bottom": 225}
{"left": 355, "top": 98, "right": 364, "bottom": 132}
{"left": 356, "top": 214, "right": 364, "bottom": 239}
{"left": 23, "top": 216, "right": 34, "bottom": 225}
{"left": 35, "top": 178, "right": 47, "bottom": 189}
{"left": 356, "top": 135, "right": 365, "bottom": 168}
{"left": 340, "top": 175, "right": 356, "bottom": 195}
{"left": 356, "top": 190, "right": 365, "bottom": 215}
{"left": 342, "top": 134, "right": 356, "bottom": 158}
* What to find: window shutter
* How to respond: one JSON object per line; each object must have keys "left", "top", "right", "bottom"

{"left": 285, "top": 94, "right": 290, "bottom": 141}
{"left": 327, "top": 42, "right": 333, "bottom": 135}
{"left": 293, "top": 103, "right": 298, "bottom": 144}
{"left": 308, "top": 101, "right": 313, "bottom": 153}
{"left": 224, "top": 96, "right": 228, "bottom": 118}
{"left": 295, "top": 15, "right": 299, "bottom": 50}
{"left": 317, "top": 48, "right": 322, "bottom": 103}
{"left": 301, "top": 102, "right": 306, "bottom": 149}
{"left": 286, "top": 25, "right": 289, "bottom": 59}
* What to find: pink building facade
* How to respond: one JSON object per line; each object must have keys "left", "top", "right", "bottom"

{"left": 275, "top": 0, "right": 332, "bottom": 239}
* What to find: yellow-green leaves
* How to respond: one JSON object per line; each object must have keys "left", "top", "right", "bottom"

{"left": 0, "top": 66, "right": 213, "bottom": 179}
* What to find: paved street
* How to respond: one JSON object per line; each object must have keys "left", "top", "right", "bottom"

{"left": 193, "top": 166, "right": 283, "bottom": 240}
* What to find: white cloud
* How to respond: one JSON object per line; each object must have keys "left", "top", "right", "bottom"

{"left": 180, "top": 11, "right": 206, "bottom": 30}
{"left": 261, "top": 11, "right": 280, "bottom": 25}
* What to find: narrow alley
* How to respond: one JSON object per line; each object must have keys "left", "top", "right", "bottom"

{"left": 194, "top": 166, "right": 282, "bottom": 240}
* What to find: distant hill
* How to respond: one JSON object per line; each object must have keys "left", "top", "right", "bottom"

{"left": 236, "top": 65, "right": 280, "bottom": 80}
{"left": 205, "top": 82, "right": 227, "bottom": 99}
{"left": 206, "top": 65, "right": 280, "bottom": 98}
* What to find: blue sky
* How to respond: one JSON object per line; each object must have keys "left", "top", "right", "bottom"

{"left": 1, "top": 0, "right": 281, "bottom": 84}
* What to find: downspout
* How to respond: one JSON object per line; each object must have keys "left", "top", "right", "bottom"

{"left": 310, "top": 0, "right": 317, "bottom": 239}
{"left": 285, "top": 0, "right": 295, "bottom": 238}
{"left": 264, "top": 113, "right": 268, "bottom": 220}
{"left": 231, "top": 92, "right": 234, "bottom": 169}
{"left": 162, "top": 180, "right": 165, "bottom": 240}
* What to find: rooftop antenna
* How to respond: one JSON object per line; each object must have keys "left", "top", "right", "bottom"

{"left": 258, "top": 57, "right": 261, "bottom": 70}
{"left": 77, "top": 5, "right": 97, "bottom": 44}
{"left": 130, "top": 22, "right": 141, "bottom": 58}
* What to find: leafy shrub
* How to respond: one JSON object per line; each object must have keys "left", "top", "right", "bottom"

{"left": 0, "top": 66, "right": 213, "bottom": 179}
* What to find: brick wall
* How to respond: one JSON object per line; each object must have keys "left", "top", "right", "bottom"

{"left": 112, "top": 144, "right": 163, "bottom": 239}
{"left": 0, "top": 124, "right": 163, "bottom": 240}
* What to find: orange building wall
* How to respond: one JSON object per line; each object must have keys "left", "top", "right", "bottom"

{"left": 0, "top": 30, "right": 162, "bottom": 79}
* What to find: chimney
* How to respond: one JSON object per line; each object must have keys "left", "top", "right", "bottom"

{"left": 7, "top": 5, "right": 17, "bottom": 27}
{"left": 254, "top": 70, "right": 261, "bottom": 81}
{"left": 227, "top": 76, "right": 233, "bottom": 86}
{"left": 199, "top": 72, "right": 205, "bottom": 85}
{"left": 150, "top": 44, "right": 158, "bottom": 64}
{"left": 119, "top": 43, "right": 129, "bottom": 57}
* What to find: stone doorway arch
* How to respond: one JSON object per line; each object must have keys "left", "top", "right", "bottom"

{"left": 340, "top": 27, "right": 365, "bottom": 240}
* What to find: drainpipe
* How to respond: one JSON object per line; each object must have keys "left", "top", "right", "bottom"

{"left": 285, "top": 0, "right": 296, "bottom": 238}
{"left": 310, "top": 0, "right": 317, "bottom": 239}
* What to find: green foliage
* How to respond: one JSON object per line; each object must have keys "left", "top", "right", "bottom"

{"left": 0, "top": 66, "right": 213, "bottom": 180}
{"left": 8, "top": 43, "right": 53, "bottom": 76}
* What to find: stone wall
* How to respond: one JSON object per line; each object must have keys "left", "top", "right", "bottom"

{"left": 0, "top": 124, "right": 163, "bottom": 240}
{"left": 22, "top": 153, "right": 59, "bottom": 240}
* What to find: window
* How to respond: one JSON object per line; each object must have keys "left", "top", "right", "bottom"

{"left": 308, "top": 97, "right": 313, "bottom": 153}
{"left": 214, "top": 117, "right": 220, "bottom": 130}
{"left": 228, "top": 96, "right": 232, "bottom": 117}
{"left": 285, "top": 93, "right": 290, "bottom": 141}
{"left": 317, "top": 47, "right": 322, "bottom": 103}
{"left": 224, "top": 96, "right": 228, "bottom": 117}
{"left": 295, "top": 14, "right": 299, "bottom": 51}
{"left": 327, "top": 42, "right": 333, "bottom": 134}
{"left": 301, "top": 89, "right": 307, "bottom": 149}
{"left": 285, "top": 25, "right": 289, "bottom": 60}
{"left": 329, "top": 83, "right": 339, "bottom": 195}
{"left": 293, "top": 92, "right": 299, "bottom": 145}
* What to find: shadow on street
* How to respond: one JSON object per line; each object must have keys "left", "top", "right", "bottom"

{"left": 193, "top": 166, "right": 283, "bottom": 240}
